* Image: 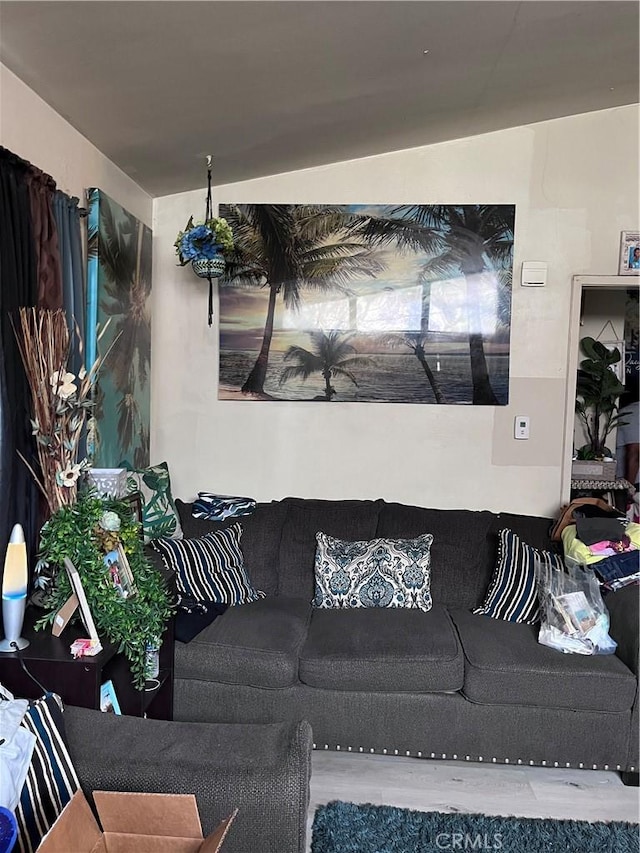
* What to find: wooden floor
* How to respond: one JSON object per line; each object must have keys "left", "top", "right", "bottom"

{"left": 306, "top": 751, "right": 640, "bottom": 850}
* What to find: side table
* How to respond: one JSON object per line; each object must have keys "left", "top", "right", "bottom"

{"left": 570, "top": 478, "right": 634, "bottom": 513}
{"left": 0, "top": 606, "right": 174, "bottom": 720}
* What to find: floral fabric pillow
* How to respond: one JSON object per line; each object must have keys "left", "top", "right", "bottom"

{"left": 313, "top": 531, "right": 433, "bottom": 611}
{"left": 124, "top": 461, "right": 183, "bottom": 543}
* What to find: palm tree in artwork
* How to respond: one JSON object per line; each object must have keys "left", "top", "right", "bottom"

{"left": 221, "top": 205, "right": 383, "bottom": 395}
{"left": 279, "top": 330, "right": 375, "bottom": 401}
{"left": 399, "top": 334, "right": 446, "bottom": 404}
{"left": 89, "top": 195, "right": 152, "bottom": 461}
{"left": 351, "top": 205, "right": 514, "bottom": 405}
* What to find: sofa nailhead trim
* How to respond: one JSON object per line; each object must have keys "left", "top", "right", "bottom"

{"left": 310, "top": 746, "right": 635, "bottom": 773}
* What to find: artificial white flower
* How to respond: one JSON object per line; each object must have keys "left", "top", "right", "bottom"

{"left": 56, "top": 463, "right": 82, "bottom": 488}
{"left": 79, "top": 366, "right": 87, "bottom": 380}
{"left": 99, "top": 511, "right": 121, "bottom": 532}
{"left": 50, "top": 370, "right": 77, "bottom": 400}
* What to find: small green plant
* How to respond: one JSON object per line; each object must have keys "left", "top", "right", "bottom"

{"left": 35, "top": 491, "right": 174, "bottom": 689}
{"left": 575, "top": 336, "right": 626, "bottom": 460}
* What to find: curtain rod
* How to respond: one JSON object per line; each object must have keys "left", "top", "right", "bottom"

{"left": 1, "top": 144, "right": 87, "bottom": 215}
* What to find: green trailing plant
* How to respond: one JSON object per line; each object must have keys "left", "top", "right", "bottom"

{"left": 575, "top": 336, "right": 626, "bottom": 460}
{"left": 34, "top": 491, "right": 174, "bottom": 689}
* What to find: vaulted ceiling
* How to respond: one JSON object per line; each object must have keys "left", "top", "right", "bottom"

{"left": 1, "top": 1, "right": 638, "bottom": 195}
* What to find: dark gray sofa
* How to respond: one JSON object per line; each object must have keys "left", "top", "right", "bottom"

{"left": 63, "top": 705, "right": 312, "bottom": 853}
{"left": 170, "top": 497, "right": 639, "bottom": 780}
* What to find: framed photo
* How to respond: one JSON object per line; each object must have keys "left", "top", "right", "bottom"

{"left": 618, "top": 231, "right": 640, "bottom": 276}
{"left": 62, "top": 557, "right": 100, "bottom": 644}
{"left": 100, "top": 679, "right": 122, "bottom": 714}
{"left": 104, "top": 544, "right": 137, "bottom": 599}
{"left": 122, "top": 491, "right": 144, "bottom": 540}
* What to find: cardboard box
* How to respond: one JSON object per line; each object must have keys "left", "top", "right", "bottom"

{"left": 37, "top": 790, "right": 237, "bottom": 853}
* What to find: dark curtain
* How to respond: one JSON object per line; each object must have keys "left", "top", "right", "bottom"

{"left": 24, "top": 167, "right": 62, "bottom": 310}
{"left": 0, "top": 147, "right": 40, "bottom": 572}
{"left": 53, "top": 191, "right": 85, "bottom": 374}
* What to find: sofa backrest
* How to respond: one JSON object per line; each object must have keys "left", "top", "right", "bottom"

{"left": 277, "top": 498, "right": 383, "bottom": 598}
{"left": 376, "top": 503, "right": 496, "bottom": 610}
{"left": 175, "top": 497, "right": 554, "bottom": 611}
{"left": 174, "top": 499, "right": 287, "bottom": 596}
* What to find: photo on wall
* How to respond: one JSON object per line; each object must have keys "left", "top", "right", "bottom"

{"left": 218, "top": 204, "right": 515, "bottom": 405}
{"left": 86, "top": 189, "right": 152, "bottom": 466}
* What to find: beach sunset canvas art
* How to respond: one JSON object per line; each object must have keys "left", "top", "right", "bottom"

{"left": 218, "top": 204, "right": 515, "bottom": 405}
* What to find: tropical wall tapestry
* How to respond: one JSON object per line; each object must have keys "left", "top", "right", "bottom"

{"left": 218, "top": 204, "right": 515, "bottom": 405}
{"left": 86, "top": 189, "right": 151, "bottom": 467}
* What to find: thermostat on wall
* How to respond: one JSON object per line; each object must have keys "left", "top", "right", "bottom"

{"left": 521, "top": 261, "right": 547, "bottom": 287}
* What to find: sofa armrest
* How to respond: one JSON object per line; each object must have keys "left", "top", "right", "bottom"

{"left": 606, "top": 586, "right": 639, "bottom": 676}
{"left": 63, "top": 706, "right": 312, "bottom": 853}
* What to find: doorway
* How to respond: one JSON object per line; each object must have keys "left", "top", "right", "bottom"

{"left": 561, "top": 275, "right": 639, "bottom": 505}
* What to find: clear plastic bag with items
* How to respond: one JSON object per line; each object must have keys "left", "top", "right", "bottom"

{"left": 534, "top": 557, "right": 617, "bottom": 655}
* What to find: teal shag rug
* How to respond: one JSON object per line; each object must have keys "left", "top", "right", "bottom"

{"left": 311, "top": 801, "right": 640, "bottom": 853}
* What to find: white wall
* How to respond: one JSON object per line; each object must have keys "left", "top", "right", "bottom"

{"left": 0, "top": 64, "right": 151, "bottom": 225}
{"left": 152, "top": 105, "right": 639, "bottom": 517}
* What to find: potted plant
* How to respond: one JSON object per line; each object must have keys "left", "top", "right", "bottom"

{"left": 174, "top": 215, "right": 234, "bottom": 279}
{"left": 34, "top": 491, "right": 174, "bottom": 688}
{"left": 573, "top": 336, "right": 626, "bottom": 479}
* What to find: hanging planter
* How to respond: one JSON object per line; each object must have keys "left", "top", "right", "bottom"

{"left": 174, "top": 157, "right": 234, "bottom": 326}
{"left": 191, "top": 255, "right": 226, "bottom": 279}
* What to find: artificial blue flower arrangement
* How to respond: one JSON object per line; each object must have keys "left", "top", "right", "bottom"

{"left": 174, "top": 216, "right": 234, "bottom": 266}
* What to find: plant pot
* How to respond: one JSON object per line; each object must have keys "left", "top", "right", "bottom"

{"left": 191, "top": 256, "right": 226, "bottom": 279}
{"left": 571, "top": 459, "right": 617, "bottom": 481}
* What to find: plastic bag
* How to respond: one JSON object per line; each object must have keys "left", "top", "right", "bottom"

{"left": 535, "top": 557, "right": 617, "bottom": 655}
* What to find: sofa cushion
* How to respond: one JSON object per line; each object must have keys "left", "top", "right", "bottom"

{"left": 175, "top": 499, "right": 287, "bottom": 596}
{"left": 313, "top": 531, "right": 433, "bottom": 611}
{"left": 473, "top": 528, "right": 563, "bottom": 624}
{"left": 450, "top": 608, "right": 636, "bottom": 713}
{"left": 174, "top": 597, "right": 311, "bottom": 688}
{"left": 278, "top": 499, "right": 383, "bottom": 599}
{"left": 376, "top": 503, "right": 496, "bottom": 609}
{"left": 299, "top": 604, "right": 463, "bottom": 693}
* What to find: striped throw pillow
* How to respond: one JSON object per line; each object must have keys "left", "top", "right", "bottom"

{"left": 16, "top": 694, "right": 79, "bottom": 853}
{"left": 473, "top": 528, "right": 563, "bottom": 624}
{"left": 151, "top": 523, "right": 264, "bottom": 605}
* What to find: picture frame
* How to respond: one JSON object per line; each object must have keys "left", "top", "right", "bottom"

{"left": 618, "top": 231, "right": 640, "bottom": 276}
{"left": 100, "top": 679, "right": 122, "bottom": 714}
{"left": 122, "top": 490, "right": 144, "bottom": 540}
{"left": 60, "top": 557, "right": 101, "bottom": 646}
{"left": 104, "top": 543, "right": 137, "bottom": 599}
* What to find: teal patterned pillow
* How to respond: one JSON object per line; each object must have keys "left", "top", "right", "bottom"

{"left": 313, "top": 531, "right": 433, "bottom": 611}
{"left": 125, "top": 461, "right": 183, "bottom": 543}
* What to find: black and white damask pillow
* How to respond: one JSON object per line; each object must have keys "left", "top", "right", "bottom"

{"left": 313, "top": 531, "right": 433, "bottom": 611}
